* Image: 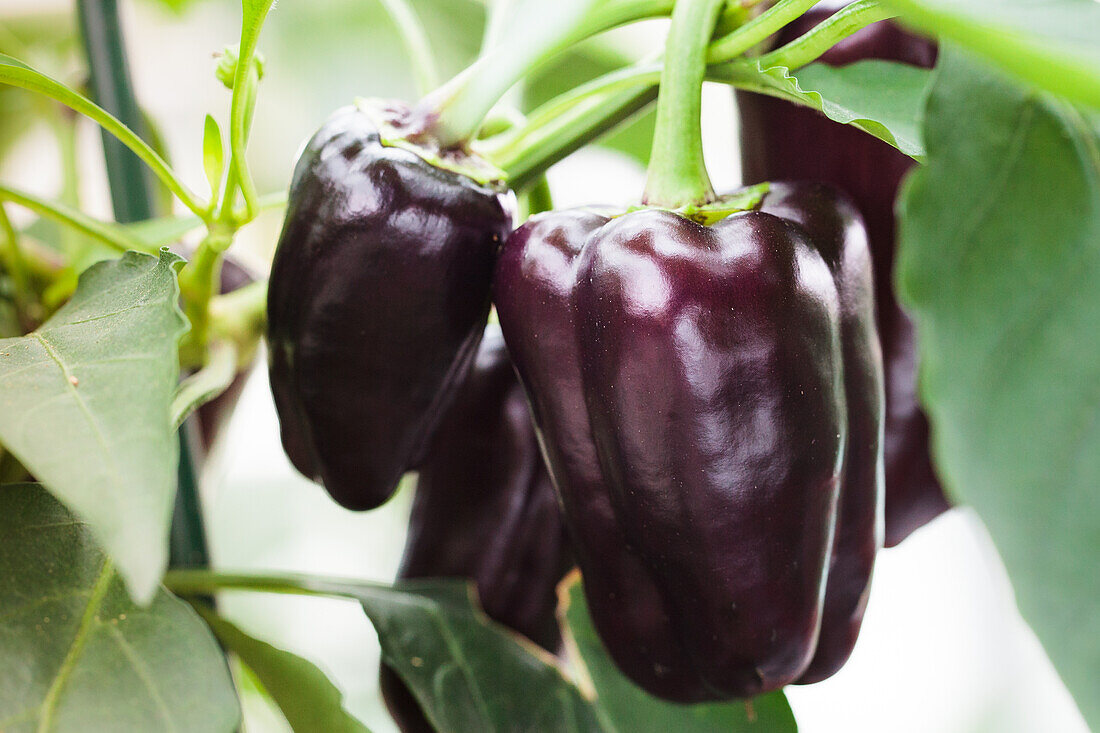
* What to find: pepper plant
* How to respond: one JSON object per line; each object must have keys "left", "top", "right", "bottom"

{"left": 0, "top": 0, "right": 1096, "bottom": 730}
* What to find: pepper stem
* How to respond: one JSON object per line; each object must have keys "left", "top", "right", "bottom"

{"left": 642, "top": 0, "right": 726, "bottom": 208}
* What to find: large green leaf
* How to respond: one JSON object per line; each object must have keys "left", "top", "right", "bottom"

{"left": 723, "top": 59, "right": 932, "bottom": 158}
{"left": 200, "top": 610, "right": 371, "bottom": 733}
{"left": 561, "top": 576, "right": 798, "bottom": 733}
{"left": 897, "top": 46, "right": 1100, "bottom": 727}
{"left": 0, "top": 483, "right": 239, "bottom": 732}
{"left": 0, "top": 250, "right": 188, "bottom": 603}
{"left": 884, "top": 0, "right": 1100, "bottom": 109}
{"left": 165, "top": 571, "right": 605, "bottom": 732}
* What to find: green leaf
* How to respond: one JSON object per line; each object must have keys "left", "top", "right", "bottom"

{"left": 199, "top": 609, "right": 370, "bottom": 733}
{"left": 362, "top": 580, "right": 602, "bottom": 732}
{"left": 723, "top": 58, "right": 931, "bottom": 158}
{"left": 884, "top": 0, "right": 1100, "bottom": 109}
{"left": 0, "top": 483, "right": 239, "bottom": 732}
{"left": 164, "top": 571, "right": 605, "bottom": 732}
{"left": 561, "top": 576, "right": 798, "bottom": 733}
{"left": 524, "top": 40, "right": 655, "bottom": 167}
{"left": 0, "top": 250, "right": 189, "bottom": 603}
{"left": 202, "top": 114, "right": 225, "bottom": 202}
{"left": 897, "top": 46, "right": 1100, "bottom": 727}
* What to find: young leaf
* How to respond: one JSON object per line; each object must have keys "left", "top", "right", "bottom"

{"left": 897, "top": 46, "right": 1100, "bottom": 728}
{"left": 198, "top": 610, "right": 371, "bottom": 733}
{"left": 202, "top": 114, "right": 225, "bottom": 202}
{"left": 883, "top": 0, "right": 1100, "bottom": 109}
{"left": 0, "top": 250, "right": 189, "bottom": 603}
{"left": 723, "top": 58, "right": 931, "bottom": 158}
{"left": 0, "top": 484, "right": 240, "bottom": 732}
{"left": 561, "top": 575, "right": 798, "bottom": 733}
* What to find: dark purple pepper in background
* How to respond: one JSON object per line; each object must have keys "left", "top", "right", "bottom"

{"left": 735, "top": 8, "right": 947, "bottom": 546}
{"left": 266, "top": 105, "right": 512, "bottom": 511}
{"left": 495, "top": 181, "right": 883, "bottom": 701}
{"left": 380, "top": 328, "right": 571, "bottom": 732}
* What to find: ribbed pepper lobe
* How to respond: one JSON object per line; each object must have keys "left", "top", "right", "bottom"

{"left": 736, "top": 10, "right": 945, "bottom": 547}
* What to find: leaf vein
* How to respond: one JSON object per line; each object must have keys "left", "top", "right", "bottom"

{"left": 104, "top": 621, "right": 178, "bottom": 732}
{"left": 35, "top": 561, "right": 113, "bottom": 733}
{"left": 27, "top": 332, "right": 125, "bottom": 488}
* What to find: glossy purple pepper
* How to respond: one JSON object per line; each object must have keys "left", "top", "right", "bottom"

{"left": 736, "top": 8, "right": 946, "bottom": 546}
{"left": 266, "top": 104, "right": 512, "bottom": 510}
{"left": 495, "top": 181, "right": 883, "bottom": 701}
{"left": 380, "top": 328, "right": 571, "bottom": 732}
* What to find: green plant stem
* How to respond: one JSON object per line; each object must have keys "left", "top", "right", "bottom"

{"left": 707, "top": 0, "right": 819, "bottom": 63}
{"left": 494, "top": 83, "right": 657, "bottom": 190}
{"left": 518, "top": 175, "right": 554, "bottom": 219}
{"left": 178, "top": 227, "right": 233, "bottom": 364}
{"left": 487, "top": 61, "right": 662, "bottom": 163}
{"left": 165, "top": 569, "right": 393, "bottom": 602}
{"left": 493, "top": 2, "right": 905, "bottom": 185}
{"left": 376, "top": 0, "right": 438, "bottom": 95}
{"left": 643, "top": 0, "right": 726, "bottom": 207}
{"left": 0, "top": 183, "right": 151, "bottom": 252}
{"left": 428, "top": 0, "right": 673, "bottom": 147}
{"left": 214, "top": 1, "right": 276, "bottom": 227}
{"left": 180, "top": 1, "right": 276, "bottom": 366}
{"left": 77, "top": 0, "right": 210, "bottom": 576}
{"left": 216, "top": 66, "right": 260, "bottom": 225}
{"left": 0, "top": 60, "right": 208, "bottom": 217}
{"left": 77, "top": 0, "right": 155, "bottom": 223}
{"left": 170, "top": 430, "right": 208, "bottom": 569}
{"left": 757, "top": 0, "right": 896, "bottom": 70}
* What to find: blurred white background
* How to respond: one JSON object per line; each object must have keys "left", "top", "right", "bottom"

{"left": 0, "top": 0, "right": 1090, "bottom": 730}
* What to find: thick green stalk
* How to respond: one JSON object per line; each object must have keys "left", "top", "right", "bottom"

{"left": 77, "top": 0, "right": 211, "bottom": 573}
{"left": 643, "top": 0, "right": 726, "bottom": 207}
